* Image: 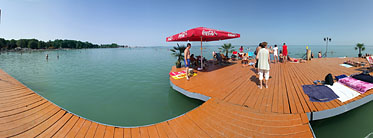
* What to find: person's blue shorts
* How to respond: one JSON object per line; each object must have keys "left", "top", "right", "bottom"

{"left": 184, "top": 59, "right": 190, "bottom": 67}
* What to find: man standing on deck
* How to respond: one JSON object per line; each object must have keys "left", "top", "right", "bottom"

{"left": 282, "top": 43, "right": 288, "bottom": 63}
{"left": 184, "top": 43, "right": 191, "bottom": 80}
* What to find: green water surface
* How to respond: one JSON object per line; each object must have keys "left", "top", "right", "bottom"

{"left": 0, "top": 48, "right": 203, "bottom": 127}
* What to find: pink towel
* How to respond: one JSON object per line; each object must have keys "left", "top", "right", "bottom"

{"left": 169, "top": 71, "right": 186, "bottom": 76}
{"left": 338, "top": 77, "right": 373, "bottom": 94}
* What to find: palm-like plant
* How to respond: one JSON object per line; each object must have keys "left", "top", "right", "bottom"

{"left": 355, "top": 43, "right": 365, "bottom": 57}
{"left": 219, "top": 43, "right": 235, "bottom": 57}
{"left": 170, "top": 43, "right": 187, "bottom": 68}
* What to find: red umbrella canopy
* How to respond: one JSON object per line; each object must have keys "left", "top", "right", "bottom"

{"left": 166, "top": 27, "right": 240, "bottom": 42}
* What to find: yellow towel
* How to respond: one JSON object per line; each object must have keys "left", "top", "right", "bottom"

{"left": 171, "top": 73, "right": 197, "bottom": 80}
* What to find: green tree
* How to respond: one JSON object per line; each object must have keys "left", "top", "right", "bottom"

{"left": 219, "top": 43, "right": 235, "bottom": 57}
{"left": 355, "top": 43, "right": 365, "bottom": 57}
{"left": 16, "top": 39, "right": 28, "bottom": 48}
{"left": 38, "top": 41, "right": 46, "bottom": 49}
{"left": 0, "top": 38, "right": 6, "bottom": 50}
{"left": 170, "top": 44, "right": 186, "bottom": 68}
{"left": 28, "top": 39, "right": 39, "bottom": 49}
{"left": 0, "top": 38, "right": 120, "bottom": 50}
{"left": 8, "top": 39, "right": 17, "bottom": 49}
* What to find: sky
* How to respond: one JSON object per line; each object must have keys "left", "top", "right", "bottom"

{"left": 0, "top": 0, "right": 373, "bottom": 46}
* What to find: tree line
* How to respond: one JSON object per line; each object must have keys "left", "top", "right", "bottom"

{"left": 0, "top": 38, "right": 121, "bottom": 50}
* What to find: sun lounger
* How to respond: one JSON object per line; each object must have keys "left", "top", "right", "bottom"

{"left": 344, "top": 60, "right": 365, "bottom": 67}
{"left": 339, "top": 64, "right": 353, "bottom": 68}
{"left": 366, "top": 56, "right": 373, "bottom": 71}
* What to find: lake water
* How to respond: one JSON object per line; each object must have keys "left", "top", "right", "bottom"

{"left": 0, "top": 44, "right": 372, "bottom": 136}
{"left": 0, "top": 47, "right": 203, "bottom": 127}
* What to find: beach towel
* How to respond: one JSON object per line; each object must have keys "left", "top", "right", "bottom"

{"left": 302, "top": 85, "right": 339, "bottom": 102}
{"left": 351, "top": 73, "right": 373, "bottom": 83}
{"left": 338, "top": 77, "right": 373, "bottom": 94}
{"left": 326, "top": 82, "right": 360, "bottom": 102}
{"left": 339, "top": 64, "right": 353, "bottom": 68}
{"left": 169, "top": 71, "right": 186, "bottom": 76}
{"left": 169, "top": 71, "right": 197, "bottom": 80}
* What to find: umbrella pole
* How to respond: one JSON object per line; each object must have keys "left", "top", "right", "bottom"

{"left": 200, "top": 36, "right": 203, "bottom": 70}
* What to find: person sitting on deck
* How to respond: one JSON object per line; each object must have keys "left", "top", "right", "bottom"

{"left": 190, "top": 54, "right": 198, "bottom": 68}
{"left": 214, "top": 53, "right": 223, "bottom": 65}
{"left": 257, "top": 42, "right": 270, "bottom": 89}
{"left": 196, "top": 56, "right": 208, "bottom": 68}
{"left": 241, "top": 53, "right": 249, "bottom": 67}
{"left": 279, "top": 50, "right": 284, "bottom": 63}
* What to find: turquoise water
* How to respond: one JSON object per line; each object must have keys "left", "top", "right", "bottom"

{"left": 0, "top": 45, "right": 372, "bottom": 136}
{"left": 0, "top": 48, "right": 203, "bottom": 127}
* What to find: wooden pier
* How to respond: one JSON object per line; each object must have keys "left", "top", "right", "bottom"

{"left": 0, "top": 58, "right": 371, "bottom": 137}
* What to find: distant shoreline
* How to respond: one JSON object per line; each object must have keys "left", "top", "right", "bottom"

{"left": 0, "top": 46, "right": 153, "bottom": 54}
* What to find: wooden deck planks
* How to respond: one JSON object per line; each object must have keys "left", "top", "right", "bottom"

{"left": 114, "top": 127, "right": 124, "bottom": 138}
{"left": 3, "top": 58, "right": 369, "bottom": 137}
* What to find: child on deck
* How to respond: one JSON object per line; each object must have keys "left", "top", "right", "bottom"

{"left": 279, "top": 50, "right": 284, "bottom": 63}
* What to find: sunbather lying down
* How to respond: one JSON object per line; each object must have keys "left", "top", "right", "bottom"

{"left": 287, "top": 56, "right": 306, "bottom": 63}
{"left": 344, "top": 60, "right": 365, "bottom": 67}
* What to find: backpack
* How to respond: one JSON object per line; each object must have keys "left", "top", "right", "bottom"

{"left": 325, "top": 73, "right": 334, "bottom": 85}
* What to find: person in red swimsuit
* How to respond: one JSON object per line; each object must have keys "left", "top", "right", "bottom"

{"left": 282, "top": 43, "right": 288, "bottom": 63}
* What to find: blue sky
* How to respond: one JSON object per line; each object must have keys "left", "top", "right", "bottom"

{"left": 0, "top": 0, "right": 372, "bottom": 46}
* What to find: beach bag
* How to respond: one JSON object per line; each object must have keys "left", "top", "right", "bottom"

{"left": 325, "top": 73, "right": 334, "bottom": 85}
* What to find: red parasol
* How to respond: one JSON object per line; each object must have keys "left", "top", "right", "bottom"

{"left": 166, "top": 27, "right": 240, "bottom": 69}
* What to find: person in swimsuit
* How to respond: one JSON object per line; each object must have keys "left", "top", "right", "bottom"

{"left": 184, "top": 43, "right": 191, "bottom": 80}
{"left": 287, "top": 55, "right": 306, "bottom": 63}
{"left": 318, "top": 51, "right": 322, "bottom": 58}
